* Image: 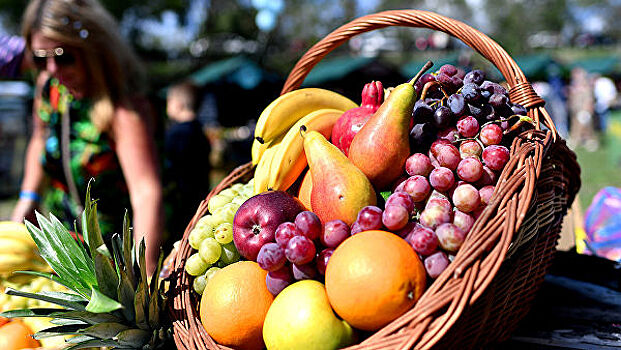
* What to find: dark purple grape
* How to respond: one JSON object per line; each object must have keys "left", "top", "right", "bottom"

{"left": 420, "top": 73, "right": 437, "bottom": 85}
{"left": 463, "top": 69, "right": 485, "bottom": 85}
{"left": 413, "top": 100, "right": 434, "bottom": 123}
{"left": 321, "top": 220, "right": 350, "bottom": 248}
{"left": 494, "top": 103, "right": 514, "bottom": 119}
{"left": 292, "top": 262, "right": 317, "bottom": 280}
{"left": 424, "top": 251, "right": 450, "bottom": 278}
{"left": 266, "top": 266, "right": 293, "bottom": 296}
{"left": 433, "top": 106, "right": 454, "bottom": 129}
{"left": 462, "top": 83, "right": 481, "bottom": 103}
{"left": 356, "top": 206, "right": 383, "bottom": 231}
{"left": 257, "top": 243, "right": 286, "bottom": 272}
{"left": 410, "top": 122, "right": 437, "bottom": 153}
{"left": 316, "top": 248, "right": 334, "bottom": 276}
{"left": 488, "top": 93, "right": 508, "bottom": 108}
{"left": 451, "top": 76, "right": 463, "bottom": 89}
{"left": 448, "top": 93, "right": 466, "bottom": 116}
{"left": 511, "top": 104, "right": 527, "bottom": 116}
{"left": 406, "top": 224, "right": 439, "bottom": 256}
{"left": 435, "top": 73, "right": 457, "bottom": 93}
{"left": 481, "top": 80, "right": 507, "bottom": 96}
{"left": 439, "top": 64, "right": 458, "bottom": 77}
{"left": 295, "top": 211, "right": 322, "bottom": 240}
{"left": 469, "top": 103, "right": 493, "bottom": 120}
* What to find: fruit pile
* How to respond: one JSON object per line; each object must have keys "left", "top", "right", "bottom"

{"left": 189, "top": 63, "right": 532, "bottom": 350}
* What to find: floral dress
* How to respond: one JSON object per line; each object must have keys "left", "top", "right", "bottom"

{"left": 38, "top": 78, "right": 131, "bottom": 235}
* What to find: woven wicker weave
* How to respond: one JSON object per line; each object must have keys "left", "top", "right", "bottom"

{"left": 167, "top": 10, "right": 581, "bottom": 350}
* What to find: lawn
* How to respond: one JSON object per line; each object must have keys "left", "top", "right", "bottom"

{"left": 572, "top": 109, "right": 621, "bottom": 211}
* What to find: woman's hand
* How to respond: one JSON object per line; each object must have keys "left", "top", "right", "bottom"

{"left": 10, "top": 198, "right": 38, "bottom": 224}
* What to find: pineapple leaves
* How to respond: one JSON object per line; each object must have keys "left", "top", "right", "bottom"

{"left": 148, "top": 249, "right": 164, "bottom": 329}
{"left": 0, "top": 308, "right": 62, "bottom": 318}
{"left": 94, "top": 244, "right": 120, "bottom": 300}
{"left": 26, "top": 214, "right": 95, "bottom": 298}
{"left": 85, "top": 286, "right": 123, "bottom": 313}
{"left": 3, "top": 288, "right": 87, "bottom": 311}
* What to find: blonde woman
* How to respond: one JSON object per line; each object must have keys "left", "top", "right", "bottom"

{"left": 11, "top": 0, "right": 163, "bottom": 275}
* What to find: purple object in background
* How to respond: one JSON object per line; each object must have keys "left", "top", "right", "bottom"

{"left": 584, "top": 186, "right": 621, "bottom": 262}
{"left": 0, "top": 35, "right": 26, "bottom": 79}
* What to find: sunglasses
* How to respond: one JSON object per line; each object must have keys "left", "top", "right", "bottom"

{"left": 32, "top": 47, "right": 76, "bottom": 70}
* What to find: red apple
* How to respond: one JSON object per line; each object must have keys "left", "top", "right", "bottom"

{"left": 233, "top": 190, "right": 305, "bottom": 261}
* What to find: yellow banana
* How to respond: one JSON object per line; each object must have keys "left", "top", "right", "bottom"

{"left": 0, "top": 221, "right": 36, "bottom": 247}
{"left": 254, "top": 88, "right": 357, "bottom": 145}
{"left": 267, "top": 108, "right": 344, "bottom": 192}
{"left": 251, "top": 138, "right": 271, "bottom": 166}
{"left": 0, "top": 253, "right": 38, "bottom": 275}
{"left": 0, "top": 237, "right": 38, "bottom": 256}
{"left": 253, "top": 138, "right": 283, "bottom": 195}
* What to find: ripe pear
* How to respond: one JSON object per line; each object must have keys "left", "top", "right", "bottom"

{"left": 348, "top": 80, "right": 416, "bottom": 190}
{"left": 263, "top": 280, "right": 355, "bottom": 350}
{"left": 302, "top": 129, "right": 376, "bottom": 225}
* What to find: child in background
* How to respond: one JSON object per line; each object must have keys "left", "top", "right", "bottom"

{"left": 165, "top": 82, "right": 212, "bottom": 236}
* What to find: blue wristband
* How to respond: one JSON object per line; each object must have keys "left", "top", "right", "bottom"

{"left": 19, "top": 191, "right": 41, "bottom": 203}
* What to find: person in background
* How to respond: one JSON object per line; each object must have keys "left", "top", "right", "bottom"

{"left": 593, "top": 74, "right": 618, "bottom": 132}
{"left": 164, "top": 81, "right": 212, "bottom": 236}
{"left": 0, "top": 35, "right": 30, "bottom": 79}
{"left": 11, "top": 0, "right": 163, "bottom": 275}
{"left": 568, "top": 67, "right": 598, "bottom": 151}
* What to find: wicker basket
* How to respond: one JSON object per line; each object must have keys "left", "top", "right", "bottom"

{"left": 167, "top": 10, "right": 581, "bottom": 350}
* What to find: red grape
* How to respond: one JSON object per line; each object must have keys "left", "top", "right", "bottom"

{"left": 435, "top": 223, "right": 466, "bottom": 252}
{"left": 459, "top": 139, "right": 483, "bottom": 159}
{"left": 430, "top": 139, "right": 451, "bottom": 156}
{"left": 406, "top": 224, "right": 439, "bottom": 256}
{"left": 257, "top": 243, "right": 286, "bottom": 272}
{"left": 350, "top": 222, "right": 363, "bottom": 235}
{"left": 419, "top": 205, "right": 452, "bottom": 230}
{"left": 475, "top": 165, "right": 498, "bottom": 187}
{"left": 439, "top": 64, "right": 458, "bottom": 77}
{"left": 424, "top": 251, "right": 450, "bottom": 279}
{"left": 482, "top": 145, "right": 510, "bottom": 171}
{"left": 386, "top": 191, "right": 415, "bottom": 214}
{"left": 275, "top": 222, "right": 301, "bottom": 249}
{"left": 456, "top": 157, "right": 483, "bottom": 182}
{"left": 435, "top": 144, "right": 460, "bottom": 170}
{"left": 321, "top": 220, "right": 350, "bottom": 248}
{"left": 401, "top": 175, "right": 431, "bottom": 202}
{"left": 405, "top": 153, "right": 433, "bottom": 177}
{"left": 356, "top": 206, "right": 383, "bottom": 231}
{"left": 438, "top": 127, "right": 459, "bottom": 142}
{"left": 316, "top": 248, "right": 334, "bottom": 276}
{"left": 382, "top": 204, "right": 410, "bottom": 231}
{"left": 480, "top": 124, "right": 503, "bottom": 146}
{"left": 429, "top": 167, "right": 455, "bottom": 192}
{"left": 456, "top": 116, "right": 479, "bottom": 138}
{"left": 453, "top": 209, "right": 475, "bottom": 233}
{"left": 285, "top": 235, "right": 316, "bottom": 265}
{"left": 266, "top": 266, "right": 293, "bottom": 296}
{"left": 479, "top": 185, "right": 495, "bottom": 206}
{"left": 295, "top": 211, "right": 322, "bottom": 240}
{"left": 452, "top": 184, "right": 481, "bottom": 213}
{"left": 292, "top": 262, "right": 317, "bottom": 280}
{"left": 426, "top": 196, "right": 452, "bottom": 212}
{"left": 395, "top": 221, "right": 416, "bottom": 238}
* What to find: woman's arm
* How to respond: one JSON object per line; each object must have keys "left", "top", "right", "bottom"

{"left": 112, "top": 103, "right": 163, "bottom": 276}
{"left": 11, "top": 73, "right": 49, "bottom": 223}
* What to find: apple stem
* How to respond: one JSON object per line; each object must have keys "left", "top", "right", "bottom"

{"left": 409, "top": 60, "right": 434, "bottom": 86}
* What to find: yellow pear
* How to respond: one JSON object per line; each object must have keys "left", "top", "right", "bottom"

{"left": 263, "top": 280, "right": 355, "bottom": 350}
{"left": 302, "top": 129, "right": 376, "bottom": 225}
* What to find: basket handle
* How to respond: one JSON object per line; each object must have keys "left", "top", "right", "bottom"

{"left": 281, "top": 10, "right": 552, "bottom": 130}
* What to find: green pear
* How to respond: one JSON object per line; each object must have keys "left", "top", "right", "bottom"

{"left": 347, "top": 81, "right": 416, "bottom": 190}
{"left": 302, "top": 129, "right": 376, "bottom": 225}
{"left": 263, "top": 280, "right": 355, "bottom": 350}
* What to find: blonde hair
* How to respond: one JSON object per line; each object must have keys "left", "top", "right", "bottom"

{"left": 22, "top": 0, "right": 145, "bottom": 132}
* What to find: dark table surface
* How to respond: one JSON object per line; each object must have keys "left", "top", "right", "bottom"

{"left": 501, "top": 250, "right": 621, "bottom": 349}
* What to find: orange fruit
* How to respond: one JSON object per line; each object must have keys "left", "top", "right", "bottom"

{"left": 297, "top": 171, "right": 312, "bottom": 210}
{"left": 325, "top": 230, "right": 426, "bottom": 331}
{"left": 0, "top": 319, "right": 40, "bottom": 349}
{"left": 200, "top": 261, "right": 273, "bottom": 350}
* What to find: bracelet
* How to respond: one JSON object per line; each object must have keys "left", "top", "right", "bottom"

{"left": 19, "top": 191, "right": 41, "bottom": 203}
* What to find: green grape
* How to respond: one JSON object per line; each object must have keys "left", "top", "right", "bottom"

{"left": 205, "top": 266, "right": 221, "bottom": 283}
{"left": 219, "top": 187, "right": 238, "bottom": 198}
{"left": 189, "top": 225, "right": 214, "bottom": 250}
{"left": 196, "top": 214, "right": 218, "bottom": 229}
{"left": 216, "top": 260, "right": 228, "bottom": 268}
{"left": 212, "top": 202, "right": 237, "bottom": 224}
{"left": 218, "top": 241, "right": 241, "bottom": 265}
{"left": 208, "top": 194, "right": 233, "bottom": 213}
{"left": 231, "top": 196, "right": 247, "bottom": 207}
{"left": 214, "top": 223, "right": 234, "bottom": 244}
{"left": 230, "top": 183, "right": 244, "bottom": 193}
{"left": 193, "top": 274, "right": 207, "bottom": 295}
{"left": 185, "top": 253, "right": 209, "bottom": 276}
{"left": 246, "top": 178, "right": 255, "bottom": 187}
{"left": 238, "top": 185, "right": 255, "bottom": 199}
{"left": 199, "top": 237, "right": 222, "bottom": 264}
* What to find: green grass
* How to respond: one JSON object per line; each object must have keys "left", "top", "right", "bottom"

{"left": 572, "top": 110, "right": 621, "bottom": 210}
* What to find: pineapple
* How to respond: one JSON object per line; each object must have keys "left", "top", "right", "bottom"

{"left": 0, "top": 182, "right": 170, "bottom": 349}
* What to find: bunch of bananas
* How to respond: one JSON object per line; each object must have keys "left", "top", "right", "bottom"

{"left": 0, "top": 222, "right": 49, "bottom": 277}
{"left": 252, "top": 88, "right": 358, "bottom": 194}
